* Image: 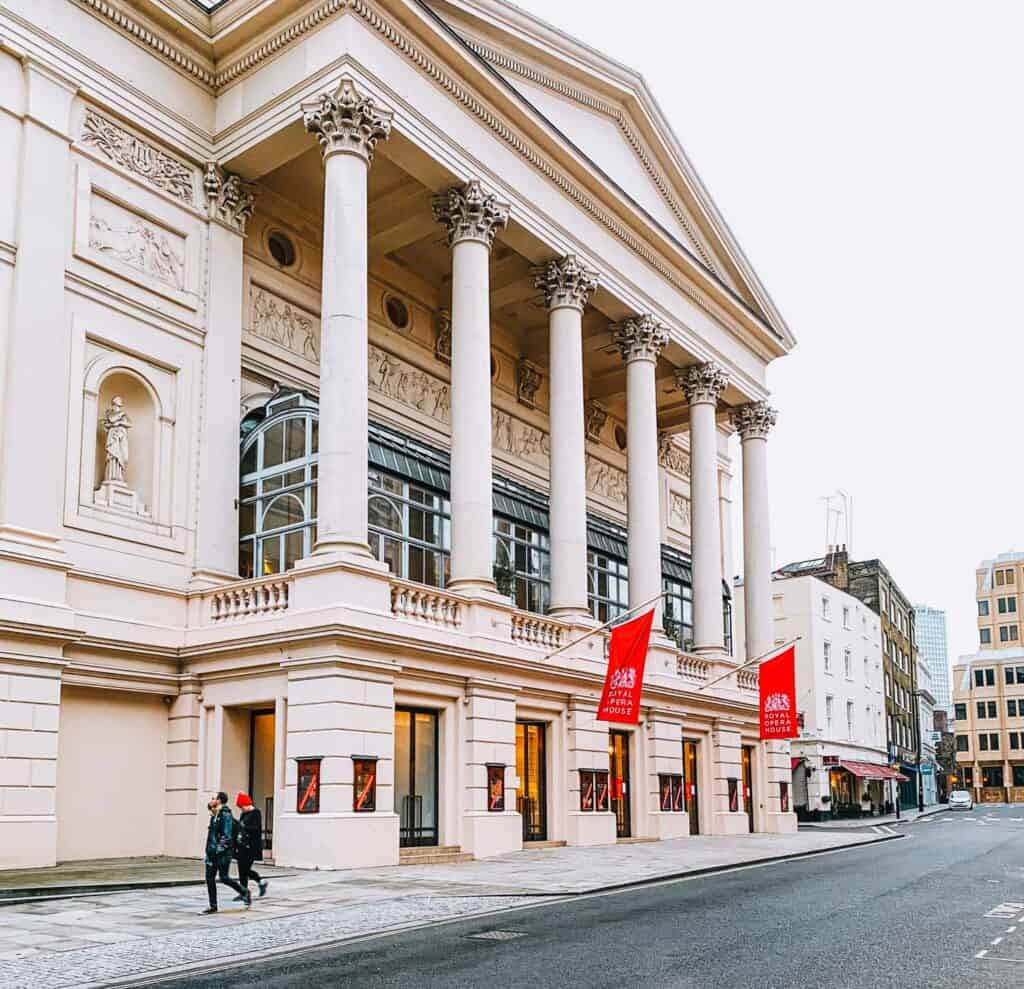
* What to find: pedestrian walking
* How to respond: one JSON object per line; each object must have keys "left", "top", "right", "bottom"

{"left": 233, "top": 791, "right": 269, "bottom": 900}
{"left": 202, "top": 791, "right": 250, "bottom": 914}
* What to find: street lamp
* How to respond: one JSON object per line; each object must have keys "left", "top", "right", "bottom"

{"left": 912, "top": 689, "right": 926, "bottom": 814}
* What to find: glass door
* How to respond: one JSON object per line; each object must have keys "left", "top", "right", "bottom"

{"left": 610, "top": 730, "right": 631, "bottom": 838}
{"left": 395, "top": 708, "right": 439, "bottom": 847}
{"left": 516, "top": 722, "right": 547, "bottom": 842}
{"left": 683, "top": 739, "right": 700, "bottom": 835}
{"left": 742, "top": 745, "right": 755, "bottom": 833}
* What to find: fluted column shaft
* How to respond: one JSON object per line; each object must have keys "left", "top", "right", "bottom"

{"left": 733, "top": 402, "right": 778, "bottom": 662}
{"left": 680, "top": 363, "right": 729, "bottom": 654}
{"left": 302, "top": 79, "right": 392, "bottom": 559}
{"left": 433, "top": 182, "right": 509, "bottom": 593}
{"left": 535, "top": 257, "right": 598, "bottom": 617}
{"left": 613, "top": 317, "right": 669, "bottom": 630}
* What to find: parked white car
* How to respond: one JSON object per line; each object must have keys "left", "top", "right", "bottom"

{"left": 948, "top": 790, "right": 973, "bottom": 811}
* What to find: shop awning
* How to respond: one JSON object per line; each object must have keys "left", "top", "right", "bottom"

{"left": 791, "top": 757, "right": 803, "bottom": 770}
{"left": 836, "top": 760, "right": 908, "bottom": 782}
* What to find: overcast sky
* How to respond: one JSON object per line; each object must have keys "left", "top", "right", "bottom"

{"left": 510, "top": 0, "right": 1024, "bottom": 666}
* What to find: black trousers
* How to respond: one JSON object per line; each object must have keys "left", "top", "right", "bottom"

{"left": 205, "top": 858, "right": 246, "bottom": 908}
{"left": 237, "top": 853, "right": 262, "bottom": 888}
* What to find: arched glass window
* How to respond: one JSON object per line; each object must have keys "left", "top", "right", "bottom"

{"left": 368, "top": 469, "right": 450, "bottom": 586}
{"left": 239, "top": 391, "right": 319, "bottom": 578}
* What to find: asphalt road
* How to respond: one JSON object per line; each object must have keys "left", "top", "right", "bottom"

{"left": 163, "top": 806, "right": 1024, "bottom": 989}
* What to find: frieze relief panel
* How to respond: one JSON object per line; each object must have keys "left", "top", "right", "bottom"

{"left": 368, "top": 344, "right": 626, "bottom": 504}
{"left": 249, "top": 285, "right": 320, "bottom": 362}
{"left": 79, "top": 110, "right": 196, "bottom": 206}
{"left": 88, "top": 193, "right": 185, "bottom": 291}
{"left": 667, "top": 491, "right": 692, "bottom": 534}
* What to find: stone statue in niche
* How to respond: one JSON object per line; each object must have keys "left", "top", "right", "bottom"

{"left": 94, "top": 396, "right": 150, "bottom": 519}
{"left": 101, "top": 396, "right": 132, "bottom": 483}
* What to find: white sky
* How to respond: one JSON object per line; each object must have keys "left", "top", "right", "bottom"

{"left": 508, "top": 0, "right": 1024, "bottom": 666}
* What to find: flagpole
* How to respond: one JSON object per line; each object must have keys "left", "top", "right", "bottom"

{"left": 542, "top": 591, "right": 668, "bottom": 662}
{"left": 693, "top": 635, "right": 802, "bottom": 693}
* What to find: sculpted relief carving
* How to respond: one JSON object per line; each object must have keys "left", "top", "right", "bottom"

{"left": 668, "top": 492, "right": 691, "bottom": 532}
{"left": 250, "top": 287, "right": 320, "bottom": 361}
{"left": 80, "top": 110, "right": 194, "bottom": 205}
{"left": 88, "top": 196, "right": 185, "bottom": 290}
{"left": 658, "top": 433, "right": 691, "bottom": 477}
{"left": 367, "top": 344, "right": 627, "bottom": 504}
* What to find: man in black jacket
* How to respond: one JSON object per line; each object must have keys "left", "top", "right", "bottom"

{"left": 202, "top": 792, "right": 250, "bottom": 914}
{"left": 233, "top": 792, "right": 269, "bottom": 899}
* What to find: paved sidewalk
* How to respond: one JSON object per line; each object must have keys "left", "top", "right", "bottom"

{"left": 0, "top": 830, "right": 890, "bottom": 989}
{"left": 798, "top": 805, "right": 946, "bottom": 830}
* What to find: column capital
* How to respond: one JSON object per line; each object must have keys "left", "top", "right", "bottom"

{"left": 532, "top": 255, "right": 598, "bottom": 311}
{"left": 301, "top": 78, "right": 394, "bottom": 164}
{"left": 204, "top": 164, "right": 255, "bottom": 235}
{"left": 731, "top": 400, "right": 778, "bottom": 440}
{"left": 611, "top": 314, "right": 668, "bottom": 363}
{"left": 432, "top": 179, "right": 510, "bottom": 248}
{"left": 677, "top": 361, "right": 728, "bottom": 406}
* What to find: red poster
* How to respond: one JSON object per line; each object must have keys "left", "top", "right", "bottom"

{"left": 759, "top": 645, "right": 798, "bottom": 740}
{"left": 597, "top": 609, "right": 655, "bottom": 724}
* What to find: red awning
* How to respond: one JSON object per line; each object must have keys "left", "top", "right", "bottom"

{"left": 791, "top": 757, "right": 803, "bottom": 769}
{"left": 835, "top": 760, "right": 908, "bottom": 782}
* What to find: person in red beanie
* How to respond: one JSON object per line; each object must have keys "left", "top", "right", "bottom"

{"left": 233, "top": 792, "right": 268, "bottom": 900}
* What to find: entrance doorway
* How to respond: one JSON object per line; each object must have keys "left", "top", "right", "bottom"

{"left": 516, "top": 722, "right": 547, "bottom": 842}
{"left": 248, "top": 710, "right": 275, "bottom": 853}
{"left": 741, "top": 745, "right": 755, "bottom": 833}
{"left": 395, "top": 708, "right": 439, "bottom": 848}
{"left": 610, "top": 730, "right": 631, "bottom": 838}
{"left": 683, "top": 739, "right": 700, "bottom": 835}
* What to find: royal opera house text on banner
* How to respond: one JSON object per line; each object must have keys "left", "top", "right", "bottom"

{"left": 596, "top": 609, "right": 655, "bottom": 725}
{"left": 758, "top": 645, "right": 798, "bottom": 740}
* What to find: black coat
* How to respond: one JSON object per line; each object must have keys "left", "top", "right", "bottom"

{"left": 236, "top": 807, "right": 263, "bottom": 861}
{"left": 205, "top": 806, "right": 235, "bottom": 866}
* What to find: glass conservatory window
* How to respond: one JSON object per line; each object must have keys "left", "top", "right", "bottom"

{"left": 588, "top": 550, "right": 629, "bottom": 623}
{"left": 494, "top": 518, "right": 550, "bottom": 613}
{"left": 238, "top": 394, "right": 319, "bottom": 579}
{"left": 368, "top": 470, "right": 450, "bottom": 586}
{"left": 663, "top": 576, "right": 694, "bottom": 651}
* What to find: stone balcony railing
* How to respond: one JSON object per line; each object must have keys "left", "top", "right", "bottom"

{"left": 510, "top": 613, "right": 564, "bottom": 650}
{"left": 677, "top": 654, "right": 711, "bottom": 683}
{"left": 207, "top": 575, "right": 291, "bottom": 622}
{"left": 737, "top": 668, "right": 759, "bottom": 692}
{"left": 389, "top": 580, "right": 463, "bottom": 627}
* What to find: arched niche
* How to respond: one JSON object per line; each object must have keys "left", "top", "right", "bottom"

{"left": 93, "top": 371, "right": 157, "bottom": 514}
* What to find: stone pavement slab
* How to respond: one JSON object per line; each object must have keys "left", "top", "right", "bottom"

{"left": 0, "top": 830, "right": 892, "bottom": 989}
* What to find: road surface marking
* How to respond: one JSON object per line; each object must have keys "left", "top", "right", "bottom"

{"left": 1007, "top": 926, "right": 1017, "bottom": 933}
{"left": 991, "top": 937, "right": 1003, "bottom": 945}
{"left": 985, "top": 903, "right": 1021, "bottom": 918}
{"left": 976, "top": 950, "right": 989, "bottom": 958}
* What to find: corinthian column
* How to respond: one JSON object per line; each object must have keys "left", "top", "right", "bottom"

{"left": 678, "top": 362, "right": 729, "bottom": 654}
{"left": 432, "top": 180, "right": 509, "bottom": 594}
{"left": 612, "top": 316, "right": 669, "bottom": 629}
{"left": 534, "top": 257, "right": 598, "bottom": 618}
{"left": 301, "top": 79, "right": 392, "bottom": 559}
{"left": 732, "top": 401, "right": 778, "bottom": 662}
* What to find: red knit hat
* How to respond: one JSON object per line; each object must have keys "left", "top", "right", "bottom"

{"left": 236, "top": 792, "right": 254, "bottom": 809}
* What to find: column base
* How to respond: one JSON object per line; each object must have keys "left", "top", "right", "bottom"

{"left": 762, "top": 811, "right": 798, "bottom": 834}
{"left": 462, "top": 811, "right": 521, "bottom": 858}
{"left": 0, "top": 816, "right": 57, "bottom": 870}
{"left": 447, "top": 577, "right": 505, "bottom": 602}
{"left": 650, "top": 812, "right": 691, "bottom": 840}
{"left": 565, "top": 811, "right": 617, "bottom": 847}
{"left": 274, "top": 812, "right": 400, "bottom": 870}
{"left": 548, "top": 606, "right": 593, "bottom": 622}
{"left": 297, "top": 543, "right": 388, "bottom": 572}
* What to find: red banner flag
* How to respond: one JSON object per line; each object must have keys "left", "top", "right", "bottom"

{"left": 759, "top": 644, "right": 798, "bottom": 740}
{"left": 597, "top": 608, "right": 655, "bottom": 724}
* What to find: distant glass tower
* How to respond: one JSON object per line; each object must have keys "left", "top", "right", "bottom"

{"left": 914, "top": 605, "right": 950, "bottom": 720}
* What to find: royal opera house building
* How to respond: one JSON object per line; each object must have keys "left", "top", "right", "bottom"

{"left": 0, "top": 0, "right": 797, "bottom": 870}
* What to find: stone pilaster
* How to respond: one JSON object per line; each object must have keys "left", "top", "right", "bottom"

{"left": 432, "top": 180, "right": 509, "bottom": 595}
{"left": 644, "top": 711, "right": 688, "bottom": 839}
{"left": 566, "top": 696, "right": 616, "bottom": 846}
{"left": 462, "top": 681, "right": 520, "bottom": 858}
{"left": 164, "top": 679, "right": 202, "bottom": 856}
{"left": 710, "top": 719, "right": 748, "bottom": 835}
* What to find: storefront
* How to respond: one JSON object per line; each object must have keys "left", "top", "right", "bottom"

{"left": 827, "top": 760, "right": 907, "bottom": 818}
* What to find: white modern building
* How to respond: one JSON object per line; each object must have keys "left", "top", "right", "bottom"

{"left": 0, "top": 0, "right": 798, "bottom": 871}
{"left": 737, "top": 571, "right": 894, "bottom": 819}
{"left": 914, "top": 604, "right": 951, "bottom": 721}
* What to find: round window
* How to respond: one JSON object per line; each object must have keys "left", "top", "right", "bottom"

{"left": 268, "top": 231, "right": 297, "bottom": 268}
{"left": 384, "top": 295, "right": 410, "bottom": 330}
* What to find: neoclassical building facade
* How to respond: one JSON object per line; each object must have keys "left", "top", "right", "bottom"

{"left": 0, "top": 0, "right": 796, "bottom": 869}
